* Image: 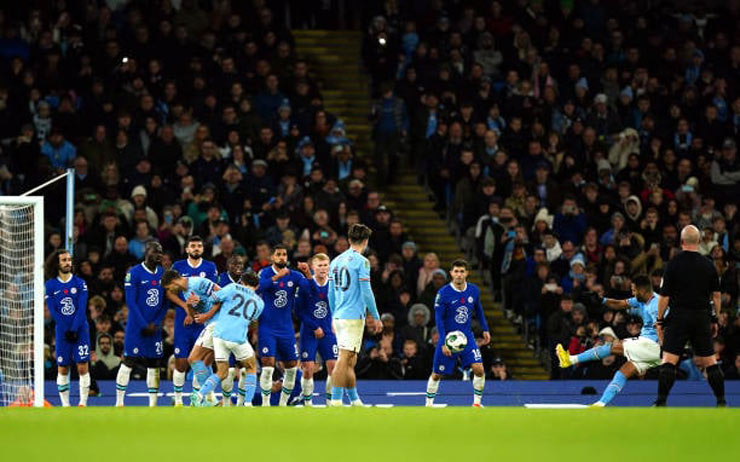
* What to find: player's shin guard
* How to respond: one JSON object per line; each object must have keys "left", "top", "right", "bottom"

{"left": 598, "top": 371, "right": 627, "bottom": 406}
{"left": 236, "top": 369, "right": 247, "bottom": 406}
{"left": 173, "top": 369, "right": 186, "bottom": 405}
{"left": 472, "top": 374, "right": 485, "bottom": 406}
{"left": 425, "top": 376, "right": 439, "bottom": 406}
{"left": 222, "top": 368, "right": 235, "bottom": 407}
{"left": 146, "top": 368, "right": 159, "bottom": 407}
{"left": 79, "top": 373, "right": 90, "bottom": 406}
{"left": 572, "top": 343, "right": 612, "bottom": 365}
{"left": 706, "top": 364, "right": 726, "bottom": 405}
{"left": 279, "top": 367, "right": 297, "bottom": 406}
{"left": 656, "top": 363, "right": 677, "bottom": 405}
{"left": 56, "top": 373, "right": 70, "bottom": 407}
{"left": 301, "top": 376, "right": 314, "bottom": 405}
{"left": 259, "top": 366, "right": 274, "bottom": 406}
{"left": 243, "top": 373, "right": 257, "bottom": 406}
{"left": 325, "top": 375, "right": 333, "bottom": 402}
{"left": 115, "top": 364, "right": 132, "bottom": 406}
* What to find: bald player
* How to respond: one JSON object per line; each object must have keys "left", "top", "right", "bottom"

{"left": 654, "top": 225, "right": 726, "bottom": 407}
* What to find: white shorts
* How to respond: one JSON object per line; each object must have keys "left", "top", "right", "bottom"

{"left": 194, "top": 323, "right": 214, "bottom": 350}
{"left": 333, "top": 319, "right": 365, "bottom": 353}
{"left": 214, "top": 337, "right": 254, "bottom": 362}
{"left": 622, "top": 336, "right": 661, "bottom": 375}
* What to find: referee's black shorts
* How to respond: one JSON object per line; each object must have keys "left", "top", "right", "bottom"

{"left": 663, "top": 310, "right": 714, "bottom": 357}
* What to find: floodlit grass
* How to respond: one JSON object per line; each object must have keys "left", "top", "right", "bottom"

{"left": 1, "top": 407, "right": 738, "bottom": 461}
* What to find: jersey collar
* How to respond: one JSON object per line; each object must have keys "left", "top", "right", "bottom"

{"left": 57, "top": 274, "right": 73, "bottom": 284}
{"left": 187, "top": 258, "right": 203, "bottom": 269}
{"left": 141, "top": 263, "right": 158, "bottom": 274}
{"left": 315, "top": 278, "right": 329, "bottom": 287}
{"left": 449, "top": 282, "right": 468, "bottom": 293}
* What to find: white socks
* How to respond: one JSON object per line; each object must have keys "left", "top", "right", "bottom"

{"left": 237, "top": 369, "right": 247, "bottom": 406}
{"left": 173, "top": 369, "right": 186, "bottom": 405}
{"left": 57, "top": 373, "right": 70, "bottom": 407}
{"left": 115, "top": 363, "right": 132, "bottom": 406}
{"left": 325, "top": 375, "right": 332, "bottom": 402}
{"left": 301, "top": 376, "right": 314, "bottom": 405}
{"left": 473, "top": 374, "right": 485, "bottom": 405}
{"left": 260, "top": 366, "right": 274, "bottom": 406}
{"left": 146, "top": 368, "right": 159, "bottom": 407}
{"left": 279, "top": 367, "right": 297, "bottom": 406}
{"left": 79, "top": 373, "right": 90, "bottom": 406}
{"left": 222, "top": 368, "right": 235, "bottom": 407}
{"left": 425, "top": 376, "right": 440, "bottom": 406}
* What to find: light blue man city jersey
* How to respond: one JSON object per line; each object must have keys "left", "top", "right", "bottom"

{"left": 626, "top": 292, "right": 659, "bottom": 342}
{"left": 328, "top": 248, "right": 373, "bottom": 320}
{"left": 186, "top": 276, "right": 218, "bottom": 323}
{"left": 212, "top": 284, "right": 264, "bottom": 343}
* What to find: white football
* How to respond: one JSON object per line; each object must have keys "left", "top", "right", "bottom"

{"left": 444, "top": 330, "right": 468, "bottom": 353}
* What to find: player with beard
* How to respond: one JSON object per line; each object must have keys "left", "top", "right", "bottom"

{"left": 167, "top": 236, "right": 218, "bottom": 406}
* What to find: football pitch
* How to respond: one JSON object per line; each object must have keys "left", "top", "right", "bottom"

{"left": 1, "top": 407, "right": 738, "bottom": 461}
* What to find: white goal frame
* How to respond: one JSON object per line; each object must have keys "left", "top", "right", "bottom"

{"left": 0, "top": 196, "right": 45, "bottom": 407}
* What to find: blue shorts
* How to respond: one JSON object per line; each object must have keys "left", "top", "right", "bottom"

{"left": 173, "top": 322, "right": 204, "bottom": 359}
{"left": 55, "top": 327, "right": 91, "bottom": 366}
{"left": 300, "top": 326, "right": 338, "bottom": 362}
{"left": 432, "top": 333, "right": 482, "bottom": 375}
{"left": 124, "top": 327, "right": 164, "bottom": 359}
{"left": 258, "top": 328, "right": 298, "bottom": 362}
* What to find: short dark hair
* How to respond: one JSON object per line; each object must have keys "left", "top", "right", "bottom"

{"left": 241, "top": 271, "right": 259, "bottom": 287}
{"left": 161, "top": 269, "right": 181, "bottom": 287}
{"left": 451, "top": 259, "right": 469, "bottom": 270}
{"left": 272, "top": 244, "right": 287, "bottom": 254}
{"left": 348, "top": 223, "right": 372, "bottom": 244}
{"left": 187, "top": 235, "right": 203, "bottom": 244}
{"left": 633, "top": 274, "right": 651, "bottom": 290}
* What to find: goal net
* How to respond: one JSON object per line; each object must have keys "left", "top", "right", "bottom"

{"left": 0, "top": 197, "right": 44, "bottom": 407}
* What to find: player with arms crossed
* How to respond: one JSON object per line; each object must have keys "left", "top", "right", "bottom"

{"left": 167, "top": 236, "right": 218, "bottom": 406}
{"left": 45, "top": 249, "right": 91, "bottom": 407}
{"left": 190, "top": 271, "right": 264, "bottom": 407}
{"left": 161, "top": 269, "right": 221, "bottom": 405}
{"left": 297, "top": 253, "right": 338, "bottom": 406}
{"left": 257, "top": 244, "right": 313, "bottom": 406}
{"left": 115, "top": 242, "right": 166, "bottom": 407}
{"left": 328, "top": 224, "right": 383, "bottom": 407}
{"left": 555, "top": 275, "right": 661, "bottom": 406}
{"left": 425, "top": 259, "right": 491, "bottom": 407}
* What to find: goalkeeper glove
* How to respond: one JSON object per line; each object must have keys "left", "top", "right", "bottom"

{"left": 64, "top": 331, "right": 78, "bottom": 342}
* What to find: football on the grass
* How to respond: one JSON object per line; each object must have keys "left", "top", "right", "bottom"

{"left": 444, "top": 331, "right": 468, "bottom": 353}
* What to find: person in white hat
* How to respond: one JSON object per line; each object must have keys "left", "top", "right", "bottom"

{"left": 555, "top": 275, "right": 661, "bottom": 406}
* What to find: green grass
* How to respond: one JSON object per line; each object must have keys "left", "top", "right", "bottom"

{"left": 1, "top": 408, "right": 738, "bottom": 461}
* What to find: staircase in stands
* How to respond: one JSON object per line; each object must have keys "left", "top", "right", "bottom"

{"left": 295, "top": 30, "right": 548, "bottom": 380}
{"left": 294, "top": 30, "right": 373, "bottom": 158}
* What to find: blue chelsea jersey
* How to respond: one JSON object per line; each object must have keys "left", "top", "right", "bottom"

{"left": 257, "top": 266, "right": 309, "bottom": 334}
{"left": 434, "top": 283, "right": 489, "bottom": 341}
{"left": 124, "top": 263, "right": 166, "bottom": 329}
{"left": 45, "top": 275, "right": 89, "bottom": 332}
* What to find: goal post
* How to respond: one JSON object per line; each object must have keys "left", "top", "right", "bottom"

{"left": 0, "top": 196, "right": 45, "bottom": 407}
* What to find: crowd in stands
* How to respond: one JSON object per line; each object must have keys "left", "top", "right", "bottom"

{"left": 365, "top": 0, "right": 740, "bottom": 380}
{"left": 0, "top": 1, "right": 511, "bottom": 385}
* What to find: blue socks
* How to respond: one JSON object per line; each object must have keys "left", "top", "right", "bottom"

{"left": 599, "top": 371, "right": 627, "bottom": 405}
{"left": 574, "top": 344, "right": 612, "bottom": 364}
{"left": 192, "top": 360, "right": 210, "bottom": 386}
{"left": 331, "top": 386, "right": 343, "bottom": 401}
{"left": 346, "top": 387, "right": 360, "bottom": 402}
{"left": 199, "top": 373, "right": 221, "bottom": 398}
{"left": 243, "top": 373, "right": 257, "bottom": 404}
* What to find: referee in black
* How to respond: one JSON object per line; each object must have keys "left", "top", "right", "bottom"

{"left": 655, "top": 225, "right": 726, "bottom": 407}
